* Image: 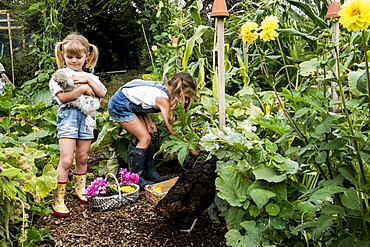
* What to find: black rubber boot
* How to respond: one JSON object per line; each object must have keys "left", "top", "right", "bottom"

{"left": 142, "top": 144, "right": 167, "bottom": 183}
{"left": 128, "top": 145, "right": 155, "bottom": 189}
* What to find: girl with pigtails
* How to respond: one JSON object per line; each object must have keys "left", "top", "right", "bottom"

{"left": 108, "top": 72, "right": 200, "bottom": 189}
{"left": 49, "top": 33, "right": 106, "bottom": 217}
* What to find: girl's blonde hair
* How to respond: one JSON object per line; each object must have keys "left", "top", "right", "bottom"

{"left": 55, "top": 33, "right": 99, "bottom": 71}
{"left": 166, "top": 72, "right": 197, "bottom": 124}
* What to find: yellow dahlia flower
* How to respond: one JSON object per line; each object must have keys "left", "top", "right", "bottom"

{"left": 241, "top": 21, "right": 259, "bottom": 44}
{"left": 338, "top": 0, "right": 370, "bottom": 32}
{"left": 260, "top": 16, "right": 279, "bottom": 42}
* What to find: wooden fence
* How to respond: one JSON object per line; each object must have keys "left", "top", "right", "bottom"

{"left": 0, "top": 10, "right": 23, "bottom": 86}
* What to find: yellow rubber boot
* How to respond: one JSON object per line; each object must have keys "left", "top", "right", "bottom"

{"left": 51, "top": 182, "right": 70, "bottom": 217}
{"left": 73, "top": 172, "right": 88, "bottom": 204}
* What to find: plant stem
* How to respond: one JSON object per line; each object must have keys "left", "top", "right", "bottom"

{"left": 277, "top": 37, "right": 297, "bottom": 110}
{"left": 363, "top": 32, "right": 370, "bottom": 116}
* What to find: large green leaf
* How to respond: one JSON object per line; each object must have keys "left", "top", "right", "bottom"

{"left": 287, "top": 0, "right": 327, "bottom": 29}
{"left": 225, "top": 221, "right": 264, "bottom": 247}
{"left": 297, "top": 201, "right": 317, "bottom": 220}
{"left": 348, "top": 70, "right": 367, "bottom": 96}
{"left": 250, "top": 189, "right": 276, "bottom": 209}
{"left": 35, "top": 164, "right": 58, "bottom": 198}
{"left": 312, "top": 215, "right": 334, "bottom": 240}
{"left": 220, "top": 206, "right": 247, "bottom": 231}
{"left": 216, "top": 166, "right": 252, "bottom": 207}
{"left": 253, "top": 166, "right": 286, "bottom": 183}
{"left": 309, "top": 185, "right": 345, "bottom": 202}
{"left": 340, "top": 187, "right": 361, "bottom": 211}
{"left": 182, "top": 25, "right": 212, "bottom": 70}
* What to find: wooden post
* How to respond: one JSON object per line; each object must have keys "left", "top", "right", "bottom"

{"left": 7, "top": 13, "right": 15, "bottom": 86}
{"left": 211, "top": 0, "right": 229, "bottom": 130}
{"left": 325, "top": 1, "right": 341, "bottom": 113}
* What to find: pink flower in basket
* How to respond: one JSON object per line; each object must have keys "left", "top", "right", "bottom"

{"left": 85, "top": 177, "right": 108, "bottom": 196}
{"left": 119, "top": 168, "right": 139, "bottom": 185}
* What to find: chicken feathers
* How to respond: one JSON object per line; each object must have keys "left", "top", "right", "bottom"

{"left": 154, "top": 155, "right": 218, "bottom": 231}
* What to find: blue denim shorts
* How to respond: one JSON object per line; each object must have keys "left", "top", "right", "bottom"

{"left": 57, "top": 108, "right": 94, "bottom": 139}
{"left": 108, "top": 87, "right": 162, "bottom": 122}
{"left": 108, "top": 88, "right": 138, "bottom": 122}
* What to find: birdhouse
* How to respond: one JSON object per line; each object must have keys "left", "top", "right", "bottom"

{"left": 210, "top": 0, "right": 229, "bottom": 18}
{"left": 325, "top": 2, "right": 341, "bottom": 18}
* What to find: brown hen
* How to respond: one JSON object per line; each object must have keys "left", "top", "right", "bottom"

{"left": 154, "top": 155, "right": 218, "bottom": 232}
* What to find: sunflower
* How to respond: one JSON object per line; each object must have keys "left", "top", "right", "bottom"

{"left": 338, "top": 0, "right": 370, "bottom": 32}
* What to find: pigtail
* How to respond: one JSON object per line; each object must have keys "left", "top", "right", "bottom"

{"left": 54, "top": 42, "right": 65, "bottom": 69}
{"left": 86, "top": 44, "right": 99, "bottom": 72}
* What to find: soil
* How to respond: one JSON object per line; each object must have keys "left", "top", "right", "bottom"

{"left": 40, "top": 152, "right": 228, "bottom": 247}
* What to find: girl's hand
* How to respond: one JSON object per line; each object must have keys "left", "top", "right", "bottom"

{"left": 71, "top": 75, "right": 89, "bottom": 84}
{"left": 189, "top": 148, "right": 200, "bottom": 156}
{"left": 80, "top": 84, "right": 95, "bottom": 97}
{"left": 147, "top": 122, "right": 157, "bottom": 134}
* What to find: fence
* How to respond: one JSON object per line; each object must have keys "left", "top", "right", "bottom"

{"left": 0, "top": 10, "right": 24, "bottom": 86}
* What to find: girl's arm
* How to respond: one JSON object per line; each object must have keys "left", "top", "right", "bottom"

{"left": 71, "top": 75, "right": 106, "bottom": 98}
{"left": 138, "top": 113, "right": 157, "bottom": 134}
{"left": 57, "top": 84, "right": 94, "bottom": 102}
{"left": 155, "top": 97, "right": 178, "bottom": 135}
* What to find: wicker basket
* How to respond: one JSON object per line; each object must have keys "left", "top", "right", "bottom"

{"left": 87, "top": 173, "right": 140, "bottom": 212}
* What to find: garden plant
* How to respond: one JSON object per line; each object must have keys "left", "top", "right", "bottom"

{"left": 1, "top": 0, "right": 370, "bottom": 246}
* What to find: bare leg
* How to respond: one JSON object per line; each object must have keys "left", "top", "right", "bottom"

{"left": 74, "top": 139, "right": 92, "bottom": 173}
{"left": 119, "top": 118, "right": 151, "bottom": 148}
{"left": 57, "top": 138, "right": 77, "bottom": 182}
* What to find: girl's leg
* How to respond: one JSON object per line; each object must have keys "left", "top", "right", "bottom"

{"left": 119, "top": 119, "right": 154, "bottom": 188}
{"left": 72, "top": 139, "right": 92, "bottom": 203}
{"left": 119, "top": 118, "right": 151, "bottom": 148}
{"left": 52, "top": 138, "right": 76, "bottom": 217}
{"left": 57, "top": 138, "right": 77, "bottom": 181}
{"left": 74, "top": 139, "right": 92, "bottom": 173}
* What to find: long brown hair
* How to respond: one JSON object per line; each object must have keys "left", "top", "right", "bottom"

{"left": 166, "top": 72, "right": 197, "bottom": 124}
{"left": 55, "top": 33, "right": 99, "bottom": 72}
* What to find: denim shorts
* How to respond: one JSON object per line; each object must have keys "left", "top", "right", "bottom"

{"left": 108, "top": 88, "right": 138, "bottom": 122}
{"left": 57, "top": 108, "right": 94, "bottom": 139}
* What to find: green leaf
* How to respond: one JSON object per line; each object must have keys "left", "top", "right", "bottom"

{"left": 220, "top": 206, "right": 247, "bottom": 231}
{"left": 315, "top": 151, "right": 327, "bottom": 164}
{"left": 322, "top": 205, "right": 346, "bottom": 215}
{"left": 312, "top": 215, "right": 334, "bottom": 240}
{"left": 297, "top": 201, "right": 317, "bottom": 220}
{"left": 250, "top": 189, "right": 276, "bottom": 209}
{"left": 2, "top": 177, "right": 18, "bottom": 198}
{"left": 216, "top": 166, "right": 252, "bottom": 207}
{"left": 190, "top": 2, "right": 201, "bottom": 25}
{"left": 277, "top": 200, "right": 294, "bottom": 217}
{"left": 225, "top": 221, "right": 264, "bottom": 247}
{"left": 309, "top": 185, "right": 345, "bottom": 202}
{"left": 291, "top": 221, "right": 316, "bottom": 236}
{"left": 35, "top": 164, "right": 57, "bottom": 198}
{"left": 253, "top": 166, "right": 286, "bottom": 183}
{"left": 265, "top": 203, "right": 280, "bottom": 216}
{"left": 182, "top": 25, "right": 211, "bottom": 70}
{"left": 348, "top": 70, "right": 367, "bottom": 96}
{"left": 269, "top": 216, "right": 288, "bottom": 229}
{"left": 248, "top": 204, "right": 262, "bottom": 217}
{"left": 0, "top": 167, "right": 21, "bottom": 178}
{"left": 341, "top": 187, "right": 361, "bottom": 211}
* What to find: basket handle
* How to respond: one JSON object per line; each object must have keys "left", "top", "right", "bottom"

{"left": 105, "top": 173, "right": 121, "bottom": 197}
